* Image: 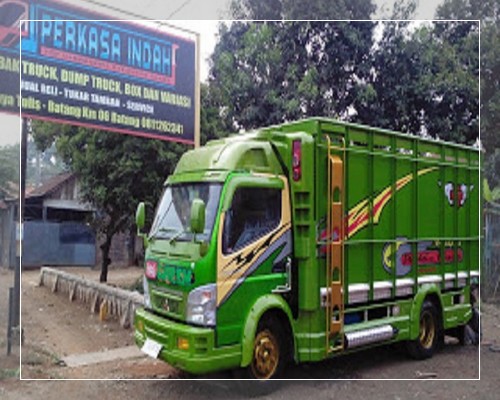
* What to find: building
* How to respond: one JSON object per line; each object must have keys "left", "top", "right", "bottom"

{"left": 1, "top": 172, "right": 139, "bottom": 269}
{"left": 0, "top": 198, "right": 17, "bottom": 269}
{"left": 0, "top": 173, "right": 96, "bottom": 268}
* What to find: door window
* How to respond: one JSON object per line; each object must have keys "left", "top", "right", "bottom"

{"left": 222, "top": 188, "right": 281, "bottom": 254}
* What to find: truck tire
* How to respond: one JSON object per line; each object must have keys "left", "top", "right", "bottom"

{"left": 406, "top": 300, "right": 440, "bottom": 360}
{"left": 234, "top": 315, "right": 289, "bottom": 380}
{"left": 465, "top": 307, "right": 480, "bottom": 345}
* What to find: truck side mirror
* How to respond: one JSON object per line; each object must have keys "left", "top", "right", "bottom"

{"left": 136, "top": 202, "right": 146, "bottom": 232}
{"left": 190, "top": 198, "right": 206, "bottom": 235}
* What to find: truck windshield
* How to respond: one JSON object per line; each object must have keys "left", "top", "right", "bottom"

{"left": 149, "top": 183, "right": 222, "bottom": 242}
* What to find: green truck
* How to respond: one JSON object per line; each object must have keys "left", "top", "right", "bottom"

{"left": 134, "top": 118, "right": 479, "bottom": 379}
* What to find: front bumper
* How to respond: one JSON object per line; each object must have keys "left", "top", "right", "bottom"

{"left": 134, "top": 308, "right": 241, "bottom": 375}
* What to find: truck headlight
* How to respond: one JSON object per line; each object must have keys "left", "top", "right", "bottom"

{"left": 186, "top": 284, "right": 216, "bottom": 327}
{"left": 143, "top": 276, "right": 152, "bottom": 308}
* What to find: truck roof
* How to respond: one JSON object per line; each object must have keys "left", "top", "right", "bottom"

{"left": 172, "top": 117, "right": 479, "bottom": 180}
{"left": 262, "top": 117, "right": 479, "bottom": 153}
{"left": 172, "top": 131, "right": 283, "bottom": 179}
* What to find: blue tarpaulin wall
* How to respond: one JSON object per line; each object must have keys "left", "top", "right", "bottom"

{"left": 22, "top": 221, "right": 95, "bottom": 267}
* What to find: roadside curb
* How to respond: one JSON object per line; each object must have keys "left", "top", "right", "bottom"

{"left": 61, "top": 345, "right": 145, "bottom": 368}
{"left": 38, "top": 267, "right": 144, "bottom": 329}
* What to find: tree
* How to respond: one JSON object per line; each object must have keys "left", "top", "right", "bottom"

{"left": 0, "top": 143, "right": 19, "bottom": 197}
{"left": 228, "top": 0, "right": 376, "bottom": 19}
{"left": 32, "top": 122, "right": 184, "bottom": 282}
{"left": 200, "top": 82, "right": 232, "bottom": 143}
{"left": 354, "top": 21, "right": 479, "bottom": 145}
{"left": 217, "top": 0, "right": 479, "bottom": 145}
{"left": 209, "top": 21, "right": 375, "bottom": 131}
{"left": 436, "top": 0, "right": 500, "bottom": 182}
{"left": 27, "top": 136, "right": 67, "bottom": 187}
{"left": 209, "top": 19, "right": 478, "bottom": 147}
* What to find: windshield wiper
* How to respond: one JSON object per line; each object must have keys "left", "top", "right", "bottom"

{"left": 149, "top": 226, "right": 177, "bottom": 240}
{"left": 169, "top": 229, "right": 186, "bottom": 244}
{"left": 149, "top": 200, "right": 174, "bottom": 239}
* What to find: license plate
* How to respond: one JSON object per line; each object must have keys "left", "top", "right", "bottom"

{"left": 141, "top": 338, "right": 162, "bottom": 359}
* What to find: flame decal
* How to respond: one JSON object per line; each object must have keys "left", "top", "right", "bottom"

{"left": 347, "top": 167, "right": 437, "bottom": 238}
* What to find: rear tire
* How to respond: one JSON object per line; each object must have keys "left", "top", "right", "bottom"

{"left": 406, "top": 300, "right": 440, "bottom": 360}
{"left": 464, "top": 307, "right": 480, "bottom": 345}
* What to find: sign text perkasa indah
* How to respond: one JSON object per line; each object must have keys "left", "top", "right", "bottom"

{"left": 0, "top": 0, "right": 196, "bottom": 144}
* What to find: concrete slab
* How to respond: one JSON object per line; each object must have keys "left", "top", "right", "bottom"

{"left": 62, "top": 345, "right": 146, "bottom": 368}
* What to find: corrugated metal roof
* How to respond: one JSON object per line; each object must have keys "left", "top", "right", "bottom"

{"left": 27, "top": 172, "right": 74, "bottom": 198}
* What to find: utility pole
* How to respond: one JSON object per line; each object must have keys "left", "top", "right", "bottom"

{"left": 13, "top": 118, "right": 27, "bottom": 329}
{"left": 7, "top": 117, "right": 26, "bottom": 355}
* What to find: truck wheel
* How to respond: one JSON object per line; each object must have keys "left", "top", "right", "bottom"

{"left": 234, "top": 315, "right": 288, "bottom": 380}
{"left": 406, "top": 300, "right": 440, "bottom": 360}
{"left": 232, "top": 316, "right": 287, "bottom": 396}
{"left": 465, "top": 307, "right": 480, "bottom": 345}
{"left": 250, "top": 317, "right": 286, "bottom": 379}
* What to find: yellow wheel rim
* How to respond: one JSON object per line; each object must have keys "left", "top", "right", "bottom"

{"left": 419, "top": 310, "right": 435, "bottom": 350}
{"left": 251, "top": 329, "right": 280, "bottom": 379}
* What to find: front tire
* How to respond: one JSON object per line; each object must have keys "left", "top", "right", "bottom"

{"left": 406, "top": 300, "right": 440, "bottom": 360}
{"left": 237, "top": 316, "right": 288, "bottom": 379}
{"left": 250, "top": 325, "right": 282, "bottom": 379}
{"left": 232, "top": 316, "right": 288, "bottom": 396}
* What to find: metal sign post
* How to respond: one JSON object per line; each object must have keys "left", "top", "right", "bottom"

{"left": 11, "top": 118, "right": 27, "bottom": 333}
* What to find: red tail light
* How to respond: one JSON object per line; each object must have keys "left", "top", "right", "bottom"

{"left": 145, "top": 260, "right": 158, "bottom": 280}
{"left": 292, "top": 140, "right": 301, "bottom": 181}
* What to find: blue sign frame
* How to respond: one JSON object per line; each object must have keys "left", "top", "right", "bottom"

{"left": 0, "top": 0, "right": 198, "bottom": 144}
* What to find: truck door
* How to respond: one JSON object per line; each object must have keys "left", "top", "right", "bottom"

{"left": 216, "top": 175, "right": 293, "bottom": 309}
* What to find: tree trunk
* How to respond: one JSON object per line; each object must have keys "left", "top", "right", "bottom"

{"left": 100, "top": 234, "right": 113, "bottom": 283}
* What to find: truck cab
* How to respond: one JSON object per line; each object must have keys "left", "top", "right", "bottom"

{"left": 134, "top": 131, "right": 298, "bottom": 379}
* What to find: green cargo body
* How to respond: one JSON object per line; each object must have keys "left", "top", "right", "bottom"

{"left": 134, "top": 117, "right": 479, "bottom": 377}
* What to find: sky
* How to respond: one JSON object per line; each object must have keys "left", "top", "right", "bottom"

{"left": 0, "top": 0, "right": 442, "bottom": 147}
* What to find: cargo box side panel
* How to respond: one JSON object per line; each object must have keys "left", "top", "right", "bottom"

{"left": 344, "top": 129, "right": 372, "bottom": 303}
{"left": 371, "top": 151, "right": 397, "bottom": 286}
{"left": 416, "top": 159, "right": 443, "bottom": 279}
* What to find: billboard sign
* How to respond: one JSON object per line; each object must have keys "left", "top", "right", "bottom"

{"left": 0, "top": 0, "right": 198, "bottom": 144}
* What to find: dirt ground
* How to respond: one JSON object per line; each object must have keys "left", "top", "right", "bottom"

{"left": 1, "top": 266, "right": 499, "bottom": 399}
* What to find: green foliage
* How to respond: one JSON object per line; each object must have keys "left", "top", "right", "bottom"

{"left": 389, "top": 0, "right": 418, "bottom": 19}
{"left": 228, "top": 0, "right": 376, "bottom": 19}
{"left": 436, "top": 0, "right": 498, "bottom": 21}
{"left": 27, "top": 136, "right": 67, "bottom": 186}
{"left": 210, "top": 21, "right": 375, "bottom": 131}
{"left": 209, "top": 19, "right": 478, "bottom": 146}
{"left": 32, "top": 122, "right": 182, "bottom": 226}
{"left": 484, "top": 178, "right": 493, "bottom": 202}
{"left": 200, "top": 83, "right": 232, "bottom": 144}
{"left": 484, "top": 176, "right": 500, "bottom": 203}
{"left": 436, "top": 0, "right": 499, "bottom": 187}
{"left": 31, "top": 120, "right": 184, "bottom": 281}
{"left": 0, "top": 143, "right": 19, "bottom": 197}
{"left": 355, "top": 21, "right": 479, "bottom": 145}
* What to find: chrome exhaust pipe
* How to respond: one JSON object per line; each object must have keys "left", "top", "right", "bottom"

{"left": 345, "top": 325, "right": 396, "bottom": 349}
